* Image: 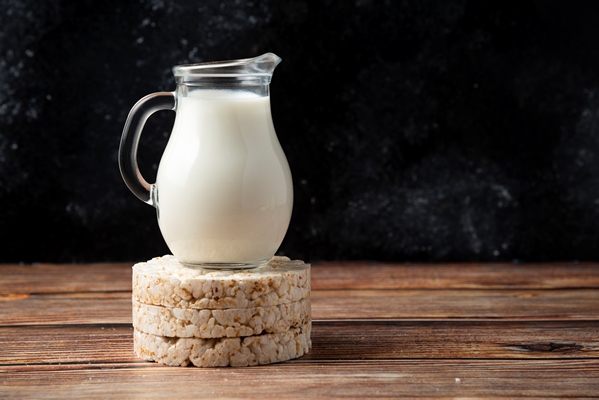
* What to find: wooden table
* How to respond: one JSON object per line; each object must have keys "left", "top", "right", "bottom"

{"left": 1, "top": 261, "right": 598, "bottom": 398}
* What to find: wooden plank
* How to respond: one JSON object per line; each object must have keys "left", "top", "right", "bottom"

{"left": 0, "top": 263, "right": 133, "bottom": 294}
{"left": 303, "top": 320, "right": 599, "bottom": 360}
{"left": 0, "top": 325, "right": 137, "bottom": 364}
{"left": 311, "top": 289, "right": 599, "bottom": 320}
{"left": 1, "top": 320, "right": 598, "bottom": 365}
{"left": 1, "top": 360, "right": 598, "bottom": 398}
{"left": 312, "top": 261, "right": 599, "bottom": 289}
{"left": 1, "top": 263, "right": 598, "bottom": 398}
{"left": 2, "top": 261, "right": 599, "bottom": 295}
{"left": 0, "top": 292, "right": 132, "bottom": 325}
{"left": 2, "top": 289, "right": 599, "bottom": 326}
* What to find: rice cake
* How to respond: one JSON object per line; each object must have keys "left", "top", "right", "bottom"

{"left": 133, "top": 298, "right": 311, "bottom": 338}
{"left": 132, "top": 255, "right": 310, "bottom": 309}
{"left": 134, "top": 322, "right": 312, "bottom": 367}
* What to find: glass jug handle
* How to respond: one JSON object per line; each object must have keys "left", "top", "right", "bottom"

{"left": 118, "top": 92, "right": 176, "bottom": 206}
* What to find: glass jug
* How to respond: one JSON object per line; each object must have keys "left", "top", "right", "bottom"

{"left": 119, "top": 53, "right": 293, "bottom": 269}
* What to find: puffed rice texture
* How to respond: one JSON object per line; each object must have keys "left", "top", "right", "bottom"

{"left": 132, "top": 255, "right": 310, "bottom": 309}
{"left": 134, "top": 322, "right": 311, "bottom": 367}
{"left": 133, "top": 298, "right": 311, "bottom": 338}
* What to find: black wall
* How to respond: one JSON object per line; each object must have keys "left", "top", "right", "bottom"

{"left": 1, "top": 0, "right": 599, "bottom": 263}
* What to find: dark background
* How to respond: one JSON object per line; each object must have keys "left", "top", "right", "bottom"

{"left": 1, "top": 0, "right": 598, "bottom": 263}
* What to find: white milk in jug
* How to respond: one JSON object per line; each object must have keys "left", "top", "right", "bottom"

{"left": 155, "top": 90, "right": 293, "bottom": 266}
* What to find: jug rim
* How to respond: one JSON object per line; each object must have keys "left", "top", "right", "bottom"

{"left": 173, "top": 53, "right": 281, "bottom": 84}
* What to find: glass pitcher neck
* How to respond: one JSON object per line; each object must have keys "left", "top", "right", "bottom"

{"left": 177, "top": 84, "right": 270, "bottom": 98}
{"left": 173, "top": 53, "right": 281, "bottom": 87}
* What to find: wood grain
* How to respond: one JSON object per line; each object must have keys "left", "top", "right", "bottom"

{"left": 0, "top": 325, "right": 137, "bottom": 364}
{"left": 1, "top": 360, "right": 598, "bottom": 398}
{"left": 311, "top": 261, "right": 599, "bottom": 289}
{"left": 1, "top": 261, "right": 599, "bottom": 398}
{"left": 2, "top": 261, "right": 599, "bottom": 294}
{"left": 0, "top": 292, "right": 132, "bottom": 325}
{"left": 2, "top": 320, "right": 598, "bottom": 365}
{"left": 311, "top": 288, "right": 599, "bottom": 320}
{"left": 0, "top": 263, "right": 132, "bottom": 294}
{"left": 2, "top": 288, "right": 599, "bottom": 326}
{"left": 305, "top": 320, "right": 599, "bottom": 360}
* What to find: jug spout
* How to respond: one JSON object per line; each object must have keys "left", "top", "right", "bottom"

{"left": 173, "top": 53, "right": 282, "bottom": 86}
{"left": 241, "top": 52, "right": 281, "bottom": 76}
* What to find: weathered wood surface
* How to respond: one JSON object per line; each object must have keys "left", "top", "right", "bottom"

{"left": 2, "top": 361, "right": 599, "bottom": 399}
{"left": 1, "top": 261, "right": 599, "bottom": 398}
{"left": 312, "top": 261, "right": 599, "bottom": 289}
{"left": 1, "top": 320, "right": 598, "bottom": 365}
{"left": 3, "top": 289, "right": 599, "bottom": 325}
{"left": 3, "top": 261, "right": 598, "bottom": 293}
{"left": 0, "top": 262, "right": 132, "bottom": 294}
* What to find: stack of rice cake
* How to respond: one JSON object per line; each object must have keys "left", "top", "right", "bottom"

{"left": 132, "top": 255, "right": 311, "bottom": 367}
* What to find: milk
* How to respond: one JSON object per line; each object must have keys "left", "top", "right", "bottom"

{"left": 155, "top": 90, "right": 293, "bottom": 266}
